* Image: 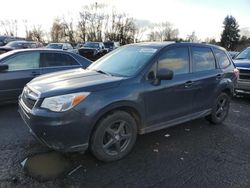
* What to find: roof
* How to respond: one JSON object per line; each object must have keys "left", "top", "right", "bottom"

{"left": 128, "top": 41, "right": 226, "bottom": 51}
{"left": 2, "top": 48, "right": 72, "bottom": 54}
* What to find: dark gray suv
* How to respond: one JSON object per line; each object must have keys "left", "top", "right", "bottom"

{"left": 19, "top": 42, "right": 238, "bottom": 162}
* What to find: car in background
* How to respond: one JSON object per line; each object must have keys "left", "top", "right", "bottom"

{"left": 78, "top": 42, "right": 107, "bottom": 61}
{"left": 0, "top": 49, "right": 91, "bottom": 103}
{"left": 0, "top": 36, "right": 16, "bottom": 46}
{"left": 228, "top": 51, "right": 239, "bottom": 59}
{"left": 75, "top": 42, "right": 85, "bottom": 49}
{"left": 103, "top": 41, "right": 120, "bottom": 52}
{"left": 0, "top": 40, "right": 41, "bottom": 55}
{"left": 19, "top": 42, "right": 237, "bottom": 162}
{"left": 46, "top": 43, "right": 77, "bottom": 53}
{"left": 233, "top": 47, "right": 250, "bottom": 94}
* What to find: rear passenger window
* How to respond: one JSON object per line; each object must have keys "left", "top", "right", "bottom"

{"left": 158, "top": 47, "right": 189, "bottom": 75}
{"left": 213, "top": 49, "right": 231, "bottom": 69}
{"left": 192, "top": 47, "right": 215, "bottom": 72}
{"left": 40, "top": 53, "right": 79, "bottom": 67}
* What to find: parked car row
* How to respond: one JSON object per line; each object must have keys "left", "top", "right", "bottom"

{"left": 0, "top": 36, "right": 25, "bottom": 46}
{"left": 77, "top": 41, "right": 120, "bottom": 61}
{"left": 0, "top": 40, "right": 43, "bottom": 55}
{"left": 17, "top": 42, "right": 238, "bottom": 162}
{"left": 0, "top": 40, "right": 120, "bottom": 62}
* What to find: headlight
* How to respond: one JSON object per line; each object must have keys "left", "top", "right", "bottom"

{"left": 41, "top": 92, "right": 90, "bottom": 112}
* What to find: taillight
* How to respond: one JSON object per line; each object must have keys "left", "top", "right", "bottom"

{"left": 234, "top": 68, "right": 239, "bottom": 79}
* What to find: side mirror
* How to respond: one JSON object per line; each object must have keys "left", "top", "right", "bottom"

{"left": 157, "top": 68, "right": 173, "bottom": 80}
{"left": 0, "top": 64, "right": 9, "bottom": 71}
{"left": 63, "top": 47, "right": 68, "bottom": 50}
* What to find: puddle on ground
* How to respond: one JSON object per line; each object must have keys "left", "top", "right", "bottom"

{"left": 21, "top": 151, "right": 72, "bottom": 181}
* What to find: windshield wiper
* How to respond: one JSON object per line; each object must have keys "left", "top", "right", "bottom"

{"left": 94, "top": 69, "right": 112, "bottom": 76}
{"left": 235, "top": 58, "right": 246, "bottom": 60}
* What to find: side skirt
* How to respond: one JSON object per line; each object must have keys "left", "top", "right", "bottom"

{"left": 139, "top": 109, "right": 211, "bottom": 134}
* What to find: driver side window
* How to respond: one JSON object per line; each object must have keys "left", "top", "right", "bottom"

{"left": 158, "top": 47, "right": 189, "bottom": 75}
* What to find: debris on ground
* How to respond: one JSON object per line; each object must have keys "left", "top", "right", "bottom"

{"left": 180, "top": 157, "right": 184, "bottom": 161}
{"left": 21, "top": 158, "right": 28, "bottom": 168}
{"left": 68, "top": 165, "right": 83, "bottom": 176}
{"left": 233, "top": 110, "right": 240, "bottom": 113}
{"left": 185, "top": 128, "right": 190, "bottom": 132}
{"left": 153, "top": 149, "right": 159, "bottom": 153}
{"left": 164, "top": 134, "right": 170, "bottom": 138}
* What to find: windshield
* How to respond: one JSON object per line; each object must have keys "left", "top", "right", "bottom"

{"left": 46, "top": 43, "right": 63, "bottom": 49}
{"left": 104, "top": 42, "right": 113, "bottom": 48}
{"left": 84, "top": 42, "right": 99, "bottom": 48}
{"left": 235, "top": 48, "right": 250, "bottom": 60}
{"left": 0, "top": 50, "right": 15, "bottom": 60}
{"left": 88, "top": 45, "right": 158, "bottom": 77}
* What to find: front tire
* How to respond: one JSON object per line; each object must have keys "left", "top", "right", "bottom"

{"left": 90, "top": 111, "right": 137, "bottom": 162}
{"left": 206, "top": 92, "right": 230, "bottom": 124}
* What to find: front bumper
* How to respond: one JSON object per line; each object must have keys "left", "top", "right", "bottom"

{"left": 18, "top": 99, "right": 92, "bottom": 152}
{"left": 235, "top": 79, "right": 250, "bottom": 94}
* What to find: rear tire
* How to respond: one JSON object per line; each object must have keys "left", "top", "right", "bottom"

{"left": 90, "top": 111, "right": 137, "bottom": 162}
{"left": 206, "top": 92, "right": 230, "bottom": 124}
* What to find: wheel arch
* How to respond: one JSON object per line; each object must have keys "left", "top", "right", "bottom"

{"left": 89, "top": 101, "right": 145, "bottom": 141}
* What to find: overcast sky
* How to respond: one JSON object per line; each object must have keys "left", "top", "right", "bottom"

{"left": 0, "top": 0, "right": 249, "bottom": 41}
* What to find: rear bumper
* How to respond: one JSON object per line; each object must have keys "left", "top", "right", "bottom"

{"left": 18, "top": 100, "right": 91, "bottom": 152}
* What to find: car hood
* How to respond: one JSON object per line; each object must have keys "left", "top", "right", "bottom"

{"left": 27, "top": 68, "right": 124, "bottom": 98}
{"left": 234, "top": 59, "right": 250, "bottom": 69}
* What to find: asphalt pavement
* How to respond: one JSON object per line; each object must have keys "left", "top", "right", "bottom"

{"left": 0, "top": 96, "right": 249, "bottom": 188}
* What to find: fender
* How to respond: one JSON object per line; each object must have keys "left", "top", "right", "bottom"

{"left": 92, "top": 100, "right": 146, "bottom": 131}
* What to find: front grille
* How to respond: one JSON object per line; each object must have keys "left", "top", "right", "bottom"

{"left": 22, "top": 95, "right": 36, "bottom": 109}
{"left": 78, "top": 49, "right": 94, "bottom": 57}
{"left": 239, "top": 69, "right": 250, "bottom": 80}
{"left": 21, "top": 87, "right": 39, "bottom": 110}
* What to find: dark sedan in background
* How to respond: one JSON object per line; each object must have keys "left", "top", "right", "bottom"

{"left": 233, "top": 47, "right": 250, "bottom": 94}
{"left": 0, "top": 49, "right": 91, "bottom": 103}
{"left": 78, "top": 42, "right": 107, "bottom": 61}
{"left": 0, "top": 40, "right": 42, "bottom": 55}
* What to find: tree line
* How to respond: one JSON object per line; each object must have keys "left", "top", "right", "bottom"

{"left": 0, "top": 3, "right": 249, "bottom": 51}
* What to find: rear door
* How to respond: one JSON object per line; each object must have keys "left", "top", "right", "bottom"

{"left": 0, "top": 52, "right": 40, "bottom": 101}
{"left": 40, "top": 52, "right": 81, "bottom": 74}
{"left": 191, "top": 45, "right": 222, "bottom": 112}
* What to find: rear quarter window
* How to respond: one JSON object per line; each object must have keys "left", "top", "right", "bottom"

{"left": 213, "top": 48, "right": 231, "bottom": 69}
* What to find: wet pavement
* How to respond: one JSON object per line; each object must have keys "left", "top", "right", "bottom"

{"left": 0, "top": 96, "right": 250, "bottom": 187}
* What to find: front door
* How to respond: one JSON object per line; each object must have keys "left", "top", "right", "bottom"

{"left": 0, "top": 52, "right": 40, "bottom": 102}
{"left": 143, "top": 46, "right": 196, "bottom": 127}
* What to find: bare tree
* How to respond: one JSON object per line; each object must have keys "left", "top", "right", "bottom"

{"left": 104, "top": 12, "right": 136, "bottom": 44}
{"left": 148, "top": 21, "right": 179, "bottom": 41}
{"left": 0, "top": 19, "right": 18, "bottom": 36}
{"left": 61, "top": 16, "right": 76, "bottom": 44}
{"left": 26, "top": 25, "right": 44, "bottom": 42}
{"left": 50, "top": 19, "right": 64, "bottom": 42}
{"left": 77, "top": 3, "right": 106, "bottom": 42}
{"left": 186, "top": 31, "right": 199, "bottom": 42}
{"left": 50, "top": 16, "right": 77, "bottom": 44}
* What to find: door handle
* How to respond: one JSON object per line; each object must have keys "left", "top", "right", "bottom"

{"left": 216, "top": 74, "right": 222, "bottom": 80}
{"left": 185, "top": 81, "right": 194, "bottom": 88}
{"left": 31, "top": 72, "right": 40, "bottom": 76}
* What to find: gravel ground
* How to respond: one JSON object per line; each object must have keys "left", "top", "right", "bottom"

{"left": 0, "top": 96, "right": 249, "bottom": 188}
